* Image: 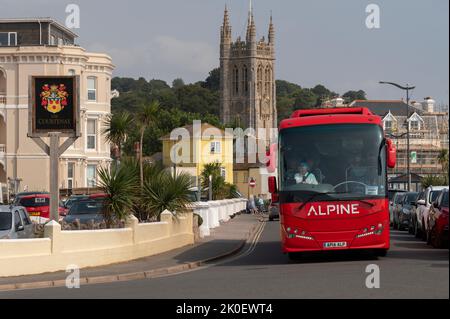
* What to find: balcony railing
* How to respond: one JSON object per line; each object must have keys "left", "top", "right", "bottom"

{"left": 0, "top": 144, "right": 5, "bottom": 153}
{"left": 0, "top": 95, "right": 6, "bottom": 105}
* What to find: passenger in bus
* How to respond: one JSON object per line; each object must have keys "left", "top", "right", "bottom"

{"left": 306, "top": 154, "right": 324, "bottom": 184}
{"left": 295, "top": 162, "right": 318, "bottom": 185}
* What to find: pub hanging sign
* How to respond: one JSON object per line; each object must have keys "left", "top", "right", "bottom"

{"left": 29, "top": 76, "right": 81, "bottom": 137}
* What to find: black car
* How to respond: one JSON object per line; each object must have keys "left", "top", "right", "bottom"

{"left": 394, "top": 192, "right": 418, "bottom": 231}
{"left": 63, "top": 200, "right": 105, "bottom": 225}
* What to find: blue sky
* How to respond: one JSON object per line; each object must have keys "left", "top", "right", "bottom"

{"left": 1, "top": 0, "right": 449, "bottom": 105}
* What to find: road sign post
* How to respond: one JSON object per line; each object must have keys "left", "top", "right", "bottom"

{"left": 28, "top": 76, "right": 80, "bottom": 222}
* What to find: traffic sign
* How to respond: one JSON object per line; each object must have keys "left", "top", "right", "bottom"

{"left": 249, "top": 178, "right": 256, "bottom": 188}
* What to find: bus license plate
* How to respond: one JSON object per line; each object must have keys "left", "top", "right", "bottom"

{"left": 324, "top": 242, "right": 347, "bottom": 248}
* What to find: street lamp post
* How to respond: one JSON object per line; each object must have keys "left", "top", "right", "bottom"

{"left": 379, "top": 81, "right": 416, "bottom": 191}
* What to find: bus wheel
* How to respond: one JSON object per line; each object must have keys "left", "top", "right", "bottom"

{"left": 374, "top": 249, "right": 388, "bottom": 257}
{"left": 288, "top": 252, "right": 302, "bottom": 261}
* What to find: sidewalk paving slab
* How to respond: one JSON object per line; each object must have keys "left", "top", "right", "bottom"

{"left": 0, "top": 214, "right": 262, "bottom": 290}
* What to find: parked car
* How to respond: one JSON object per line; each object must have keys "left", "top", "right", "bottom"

{"left": 389, "top": 190, "right": 407, "bottom": 226}
{"left": 0, "top": 205, "right": 34, "bottom": 239}
{"left": 15, "top": 193, "right": 67, "bottom": 224}
{"left": 268, "top": 202, "right": 279, "bottom": 221}
{"left": 395, "top": 192, "right": 418, "bottom": 231}
{"left": 391, "top": 192, "right": 406, "bottom": 229}
{"left": 414, "top": 186, "right": 449, "bottom": 240}
{"left": 64, "top": 195, "right": 89, "bottom": 209}
{"left": 63, "top": 200, "right": 105, "bottom": 225}
{"left": 426, "top": 189, "right": 449, "bottom": 248}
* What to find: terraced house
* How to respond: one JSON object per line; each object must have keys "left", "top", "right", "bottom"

{"left": 350, "top": 99, "right": 449, "bottom": 191}
{"left": 0, "top": 18, "right": 114, "bottom": 194}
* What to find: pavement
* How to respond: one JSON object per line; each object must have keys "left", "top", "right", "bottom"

{"left": 1, "top": 221, "right": 448, "bottom": 299}
{"left": 0, "top": 213, "right": 263, "bottom": 292}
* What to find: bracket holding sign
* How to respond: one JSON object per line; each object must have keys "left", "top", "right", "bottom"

{"left": 28, "top": 76, "right": 81, "bottom": 222}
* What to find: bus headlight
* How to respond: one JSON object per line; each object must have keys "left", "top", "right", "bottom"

{"left": 356, "top": 223, "right": 384, "bottom": 238}
{"left": 285, "top": 226, "right": 314, "bottom": 240}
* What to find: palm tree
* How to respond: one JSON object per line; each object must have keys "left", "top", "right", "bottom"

{"left": 97, "top": 164, "right": 139, "bottom": 227}
{"left": 201, "top": 162, "right": 226, "bottom": 200}
{"left": 102, "top": 112, "right": 133, "bottom": 167}
{"left": 136, "top": 101, "right": 160, "bottom": 189}
{"left": 437, "top": 149, "right": 449, "bottom": 183}
{"left": 142, "top": 171, "right": 193, "bottom": 220}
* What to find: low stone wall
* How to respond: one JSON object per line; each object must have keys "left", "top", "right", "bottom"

{"left": 0, "top": 198, "right": 247, "bottom": 277}
{"left": 0, "top": 210, "right": 193, "bottom": 277}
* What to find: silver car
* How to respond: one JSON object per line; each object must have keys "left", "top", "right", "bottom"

{"left": 0, "top": 205, "right": 34, "bottom": 239}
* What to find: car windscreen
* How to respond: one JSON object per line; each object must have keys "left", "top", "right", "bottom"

{"left": 19, "top": 197, "right": 49, "bottom": 207}
{"left": 0, "top": 213, "right": 12, "bottom": 231}
{"left": 406, "top": 193, "right": 418, "bottom": 203}
{"left": 69, "top": 201, "right": 104, "bottom": 215}
{"left": 430, "top": 191, "right": 441, "bottom": 203}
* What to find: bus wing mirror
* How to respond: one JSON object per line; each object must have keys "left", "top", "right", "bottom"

{"left": 268, "top": 176, "right": 277, "bottom": 194}
{"left": 266, "top": 143, "right": 278, "bottom": 174}
{"left": 386, "top": 138, "right": 396, "bottom": 169}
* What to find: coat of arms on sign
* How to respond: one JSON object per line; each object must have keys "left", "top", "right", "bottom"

{"left": 40, "top": 84, "right": 69, "bottom": 114}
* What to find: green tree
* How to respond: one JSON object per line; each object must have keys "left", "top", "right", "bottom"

{"left": 276, "top": 80, "right": 301, "bottom": 96}
{"left": 136, "top": 101, "right": 160, "bottom": 189}
{"left": 142, "top": 171, "right": 194, "bottom": 220}
{"left": 293, "top": 88, "right": 318, "bottom": 109}
{"left": 343, "top": 90, "right": 367, "bottom": 104}
{"left": 201, "top": 162, "right": 226, "bottom": 200}
{"left": 172, "top": 78, "right": 185, "bottom": 90}
{"left": 97, "top": 164, "right": 139, "bottom": 227}
{"left": 202, "top": 68, "right": 221, "bottom": 91}
{"left": 102, "top": 112, "right": 134, "bottom": 164}
{"left": 422, "top": 175, "right": 447, "bottom": 189}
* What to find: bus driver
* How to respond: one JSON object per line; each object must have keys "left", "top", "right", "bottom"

{"left": 295, "top": 162, "right": 319, "bottom": 185}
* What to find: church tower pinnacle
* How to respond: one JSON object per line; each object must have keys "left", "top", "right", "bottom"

{"left": 220, "top": 4, "right": 277, "bottom": 145}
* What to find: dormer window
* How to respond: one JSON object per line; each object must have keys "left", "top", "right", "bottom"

{"left": 384, "top": 119, "right": 393, "bottom": 131}
{"left": 407, "top": 113, "right": 424, "bottom": 131}
{"left": 383, "top": 112, "right": 397, "bottom": 132}
{"left": 410, "top": 120, "right": 419, "bottom": 131}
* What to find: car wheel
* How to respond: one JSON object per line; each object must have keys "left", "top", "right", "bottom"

{"left": 426, "top": 229, "right": 432, "bottom": 245}
{"left": 431, "top": 228, "right": 442, "bottom": 249}
{"left": 421, "top": 220, "right": 427, "bottom": 241}
{"left": 269, "top": 216, "right": 274, "bottom": 221}
{"left": 408, "top": 221, "right": 414, "bottom": 234}
{"left": 414, "top": 220, "right": 421, "bottom": 238}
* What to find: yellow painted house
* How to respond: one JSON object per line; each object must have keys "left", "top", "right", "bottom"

{"left": 161, "top": 123, "right": 234, "bottom": 185}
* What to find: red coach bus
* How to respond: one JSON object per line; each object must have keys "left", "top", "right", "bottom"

{"left": 267, "top": 107, "right": 397, "bottom": 259}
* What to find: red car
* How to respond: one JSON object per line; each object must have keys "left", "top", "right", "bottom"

{"left": 16, "top": 193, "right": 68, "bottom": 224}
{"left": 427, "top": 189, "right": 449, "bottom": 248}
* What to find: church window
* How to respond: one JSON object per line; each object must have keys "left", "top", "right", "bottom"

{"left": 257, "top": 65, "right": 263, "bottom": 96}
{"left": 233, "top": 66, "right": 239, "bottom": 95}
{"left": 243, "top": 65, "right": 249, "bottom": 94}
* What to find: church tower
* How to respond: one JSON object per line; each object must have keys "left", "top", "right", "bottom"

{"left": 220, "top": 4, "right": 277, "bottom": 144}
